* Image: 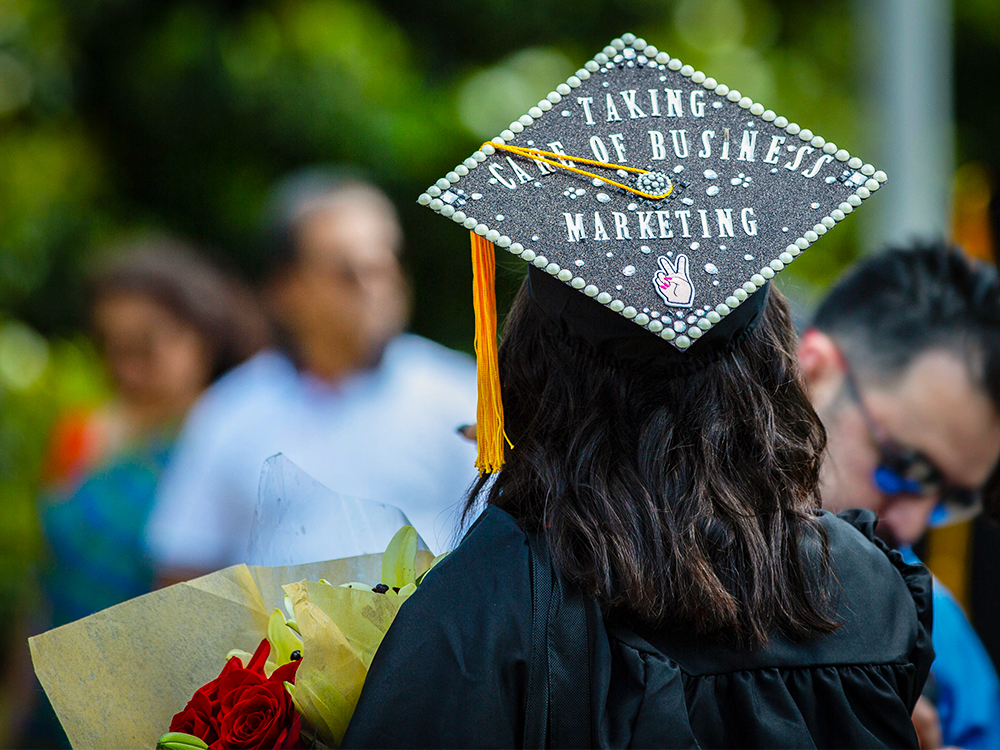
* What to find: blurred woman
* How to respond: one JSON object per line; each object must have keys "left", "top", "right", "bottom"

{"left": 39, "top": 239, "right": 269, "bottom": 623}
{"left": 18, "top": 240, "right": 268, "bottom": 748}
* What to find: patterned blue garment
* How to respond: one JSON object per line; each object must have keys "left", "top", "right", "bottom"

{"left": 40, "top": 433, "right": 173, "bottom": 627}
{"left": 900, "top": 546, "right": 1000, "bottom": 749}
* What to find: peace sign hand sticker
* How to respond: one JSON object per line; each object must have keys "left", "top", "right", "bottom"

{"left": 653, "top": 254, "right": 695, "bottom": 308}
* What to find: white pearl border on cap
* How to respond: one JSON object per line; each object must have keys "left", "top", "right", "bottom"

{"left": 417, "top": 33, "right": 886, "bottom": 348}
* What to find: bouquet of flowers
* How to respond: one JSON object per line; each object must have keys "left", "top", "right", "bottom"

{"left": 30, "top": 525, "right": 443, "bottom": 750}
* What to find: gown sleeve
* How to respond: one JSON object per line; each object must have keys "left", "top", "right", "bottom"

{"left": 835, "top": 508, "right": 935, "bottom": 710}
{"left": 341, "top": 507, "right": 533, "bottom": 749}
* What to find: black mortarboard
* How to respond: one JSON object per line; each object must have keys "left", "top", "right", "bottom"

{"left": 420, "top": 33, "right": 885, "bottom": 472}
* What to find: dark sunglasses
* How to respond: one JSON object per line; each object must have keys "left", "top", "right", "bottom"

{"left": 840, "top": 363, "right": 981, "bottom": 510}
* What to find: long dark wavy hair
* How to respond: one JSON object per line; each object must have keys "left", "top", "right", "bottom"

{"left": 466, "top": 279, "right": 839, "bottom": 646}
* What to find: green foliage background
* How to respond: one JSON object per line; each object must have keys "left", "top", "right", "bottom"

{"left": 0, "top": 0, "right": 998, "bottom": 636}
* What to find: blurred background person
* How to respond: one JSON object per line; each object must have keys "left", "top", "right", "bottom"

{"left": 14, "top": 239, "right": 269, "bottom": 748}
{"left": 798, "top": 243, "right": 1000, "bottom": 749}
{"left": 144, "top": 169, "right": 478, "bottom": 581}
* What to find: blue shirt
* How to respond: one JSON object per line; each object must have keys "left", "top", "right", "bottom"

{"left": 901, "top": 547, "right": 1000, "bottom": 749}
{"left": 146, "top": 335, "right": 479, "bottom": 568}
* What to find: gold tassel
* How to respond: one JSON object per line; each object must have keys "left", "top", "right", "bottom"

{"left": 470, "top": 231, "right": 510, "bottom": 474}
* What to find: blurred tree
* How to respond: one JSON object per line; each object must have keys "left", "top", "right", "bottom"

{"left": 1, "top": 0, "right": 998, "bottom": 667}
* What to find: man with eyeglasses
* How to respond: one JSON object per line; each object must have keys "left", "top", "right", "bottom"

{"left": 799, "top": 243, "right": 1000, "bottom": 749}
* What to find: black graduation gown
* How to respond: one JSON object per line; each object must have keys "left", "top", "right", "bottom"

{"left": 342, "top": 506, "right": 933, "bottom": 749}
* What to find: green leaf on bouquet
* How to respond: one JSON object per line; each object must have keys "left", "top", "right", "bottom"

{"left": 267, "top": 608, "right": 303, "bottom": 665}
{"left": 380, "top": 526, "right": 418, "bottom": 589}
{"left": 155, "top": 731, "right": 209, "bottom": 750}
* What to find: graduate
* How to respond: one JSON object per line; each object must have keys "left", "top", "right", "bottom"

{"left": 343, "top": 34, "right": 931, "bottom": 749}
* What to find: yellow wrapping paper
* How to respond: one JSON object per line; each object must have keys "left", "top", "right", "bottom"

{"left": 28, "top": 551, "right": 432, "bottom": 749}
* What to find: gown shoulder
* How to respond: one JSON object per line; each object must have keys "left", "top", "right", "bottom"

{"left": 341, "top": 506, "right": 533, "bottom": 749}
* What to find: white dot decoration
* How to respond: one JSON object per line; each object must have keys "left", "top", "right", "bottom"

{"left": 596, "top": 292, "right": 612, "bottom": 304}
{"left": 584, "top": 284, "right": 599, "bottom": 297}
{"left": 622, "top": 306, "right": 638, "bottom": 319}
{"left": 848, "top": 157, "right": 863, "bottom": 169}
{"left": 610, "top": 300, "right": 625, "bottom": 312}
{"left": 571, "top": 277, "right": 585, "bottom": 289}
{"left": 750, "top": 103, "right": 764, "bottom": 116}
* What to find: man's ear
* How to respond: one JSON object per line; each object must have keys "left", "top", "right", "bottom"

{"left": 797, "top": 328, "right": 847, "bottom": 409}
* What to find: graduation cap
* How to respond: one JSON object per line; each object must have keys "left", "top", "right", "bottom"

{"left": 419, "top": 33, "right": 886, "bottom": 473}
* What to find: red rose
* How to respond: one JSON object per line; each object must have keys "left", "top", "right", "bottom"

{"left": 217, "top": 681, "right": 300, "bottom": 749}
{"left": 168, "top": 640, "right": 301, "bottom": 749}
